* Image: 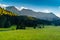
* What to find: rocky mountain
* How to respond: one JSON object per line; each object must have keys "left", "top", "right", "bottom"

{"left": 5, "top": 6, "right": 59, "bottom": 21}
{"left": 6, "top": 6, "right": 20, "bottom": 15}
{"left": 20, "top": 9, "right": 59, "bottom": 21}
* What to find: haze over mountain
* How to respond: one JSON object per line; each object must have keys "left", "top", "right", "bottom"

{"left": 5, "top": 6, "right": 59, "bottom": 21}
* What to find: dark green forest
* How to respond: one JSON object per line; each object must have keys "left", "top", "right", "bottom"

{"left": 0, "top": 7, "right": 60, "bottom": 29}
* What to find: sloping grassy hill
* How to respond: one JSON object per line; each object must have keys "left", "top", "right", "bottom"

{"left": 0, "top": 26, "right": 60, "bottom": 40}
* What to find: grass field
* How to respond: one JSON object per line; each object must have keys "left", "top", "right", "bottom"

{"left": 0, "top": 26, "right": 60, "bottom": 40}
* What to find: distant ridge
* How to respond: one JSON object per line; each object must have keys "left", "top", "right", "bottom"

{"left": 5, "top": 6, "right": 59, "bottom": 21}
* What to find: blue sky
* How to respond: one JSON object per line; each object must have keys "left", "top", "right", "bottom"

{"left": 0, "top": 0, "right": 60, "bottom": 17}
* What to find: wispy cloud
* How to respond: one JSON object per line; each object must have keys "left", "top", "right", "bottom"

{"left": 40, "top": 9, "right": 51, "bottom": 13}
{"left": 0, "top": 4, "right": 9, "bottom": 8}
{"left": 16, "top": 6, "right": 28, "bottom": 11}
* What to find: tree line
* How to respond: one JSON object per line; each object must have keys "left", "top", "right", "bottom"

{"left": 0, "top": 14, "right": 52, "bottom": 29}
{"left": 0, "top": 7, "right": 60, "bottom": 29}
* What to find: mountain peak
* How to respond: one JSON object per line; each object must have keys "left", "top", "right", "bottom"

{"left": 21, "top": 8, "right": 36, "bottom": 13}
{"left": 21, "top": 9, "right": 32, "bottom": 11}
{"left": 6, "top": 6, "right": 20, "bottom": 15}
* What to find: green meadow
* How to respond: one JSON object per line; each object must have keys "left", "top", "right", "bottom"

{"left": 0, "top": 26, "right": 60, "bottom": 40}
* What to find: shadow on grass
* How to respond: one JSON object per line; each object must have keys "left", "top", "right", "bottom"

{"left": 0, "top": 30, "right": 9, "bottom": 31}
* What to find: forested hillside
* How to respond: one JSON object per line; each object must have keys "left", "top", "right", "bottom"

{"left": 0, "top": 7, "right": 17, "bottom": 16}
{"left": 0, "top": 7, "right": 42, "bottom": 29}
{"left": 0, "top": 7, "right": 59, "bottom": 29}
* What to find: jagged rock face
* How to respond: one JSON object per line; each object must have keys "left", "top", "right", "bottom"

{"left": 6, "top": 6, "right": 59, "bottom": 21}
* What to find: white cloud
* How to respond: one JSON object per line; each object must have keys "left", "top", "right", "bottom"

{"left": 20, "top": 6, "right": 28, "bottom": 10}
{"left": 55, "top": 13, "right": 60, "bottom": 17}
{"left": 0, "top": 4, "right": 9, "bottom": 8}
{"left": 20, "top": 6, "right": 25, "bottom": 10}
{"left": 16, "top": 6, "right": 28, "bottom": 11}
{"left": 41, "top": 9, "right": 51, "bottom": 13}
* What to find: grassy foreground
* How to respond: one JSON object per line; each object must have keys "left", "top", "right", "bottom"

{"left": 0, "top": 26, "right": 60, "bottom": 40}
